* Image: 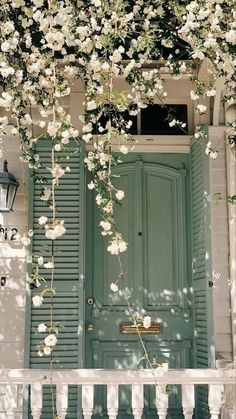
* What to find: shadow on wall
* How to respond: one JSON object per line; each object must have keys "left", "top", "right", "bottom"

{"left": 0, "top": 236, "right": 27, "bottom": 369}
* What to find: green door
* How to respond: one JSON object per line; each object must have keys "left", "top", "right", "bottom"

{"left": 85, "top": 153, "right": 193, "bottom": 418}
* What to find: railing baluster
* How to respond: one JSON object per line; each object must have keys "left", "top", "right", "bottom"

{"left": 1, "top": 384, "right": 18, "bottom": 418}
{"left": 30, "top": 383, "right": 42, "bottom": 419}
{"left": 156, "top": 386, "right": 168, "bottom": 419}
{"left": 56, "top": 384, "right": 68, "bottom": 419}
{"left": 209, "top": 384, "right": 224, "bottom": 419}
{"left": 82, "top": 384, "right": 94, "bottom": 419}
{"left": 132, "top": 384, "right": 143, "bottom": 419}
{"left": 107, "top": 384, "right": 118, "bottom": 419}
{"left": 182, "top": 384, "right": 195, "bottom": 418}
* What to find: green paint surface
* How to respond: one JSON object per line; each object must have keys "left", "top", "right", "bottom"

{"left": 85, "top": 153, "right": 193, "bottom": 418}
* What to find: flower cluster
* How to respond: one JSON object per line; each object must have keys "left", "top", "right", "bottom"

{"left": 205, "top": 141, "right": 218, "bottom": 159}
{"left": 175, "top": 0, "right": 236, "bottom": 102}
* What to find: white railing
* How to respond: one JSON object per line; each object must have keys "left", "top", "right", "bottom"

{"left": 0, "top": 368, "right": 235, "bottom": 418}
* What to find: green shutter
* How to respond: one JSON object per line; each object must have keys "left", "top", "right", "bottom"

{"left": 25, "top": 140, "right": 84, "bottom": 418}
{"left": 191, "top": 126, "right": 214, "bottom": 418}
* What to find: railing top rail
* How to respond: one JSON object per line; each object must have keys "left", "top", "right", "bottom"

{"left": 0, "top": 368, "right": 235, "bottom": 385}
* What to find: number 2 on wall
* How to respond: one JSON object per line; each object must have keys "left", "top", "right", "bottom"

{"left": 0, "top": 226, "right": 18, "bottom": 240}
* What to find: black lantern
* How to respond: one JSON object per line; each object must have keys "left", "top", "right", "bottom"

{"left": 0, "top": 160, "right": 19, "bottom": 212}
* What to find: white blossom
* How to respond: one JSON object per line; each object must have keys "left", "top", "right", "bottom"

{"left": 100, "top": 220, "right": 111, "bottom": 231}
{"left": 110, "top": 282, "right": 118, "bottom": 292}
{"left": 87, "top": 100, "right": 97, "bottom": 111}
{"left": 115, "top": 190, "right": 125, "bottom": 200}
{"left": 225, "top": 29, "right": 236, "bottom": 44}
{"left": 38, "top": 323, "right": 47, "bottom": 333}
{"left": 44, "top": 261, "right": 54, "bottom": 269}
{"left": 120, "top": 145, "right": 128, "bottom": 154}
{"left": 45, "top": 224, "right": 66, "bottom": 240}
{"left": 190, "top": 91, "right": 200, "bottom": 101}
{"left": 43, "top": 346, "right": 51, "bottom": 355}
{"left": 32, "top": 295, "right": 43, "bottom": 307}
{"left": 196, "top": 104, "right": 207, "bottom": 114}
{"left": 44, "top": 334, "right": 57, "bottom": 347}
{"left": 87, "top": 181, "right": 95, "bottom": 190}
{"left": 41, "top": 187, "right": 51, "bottom": 202}
{"left": 21, "top": 236, "right": 31, "bottom": 246}
{"left": 143, "top": 316, "right": 152, "bottom": 329}
{"left": 51, "top": 164, "right": 65, "bottom": 184}
{"left": 38, "top": 216, "right": 48, "bottom": 225}
{"left": 37, "top": 256, "right": 44, "bottom": 266}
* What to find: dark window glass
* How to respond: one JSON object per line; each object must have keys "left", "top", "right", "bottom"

{"left": 92, "top": 105, "right": 138, "bottom": 135}
{"left": 141, "top": 104, "right": 188, "bottom": 135}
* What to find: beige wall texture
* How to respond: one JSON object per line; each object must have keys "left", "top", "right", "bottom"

{"left": 209, "top": 126, "right": 233, "bottom": 361}
{"left": 0, "top": 128, "right": 28, "bottom": 369}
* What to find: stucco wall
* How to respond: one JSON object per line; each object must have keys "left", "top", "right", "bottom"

{"left": 0, "top": 128, "right": 28, "bottom": 368}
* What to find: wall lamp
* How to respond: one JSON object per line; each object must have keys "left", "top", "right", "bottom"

{"left": 0, "top": 160, "right": 19, "bottom": 212}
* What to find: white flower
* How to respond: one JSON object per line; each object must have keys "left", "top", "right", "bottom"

{"left": 110, "top": 282, "right": 118, "bottom": 292}
{"left": 100, "top": 220, "right": 111, "bottom": 231}
{"left": 37, "top": 256, "right": 44, "bottom": 266}
{"left": 45, "top": 224, "right": 66, "bottom": 240}
{"left": 47, "top": 121, "right": 61, "bottom": 137}
{"left": 190, "top": 91, "right": 200, "bottom": 101}
{"left": 118, "top": 239, "right": 127, "bottom": 252}
{"left": 96, "top": 194, "right": 103, "bottom": 205}
{"left": 87, "top": 100, "right": 97, "bottom": 111}
{"left": 51, "top": 164, "right": 65, "bottom": 183}
{"left": 120, "top": 145, "right": 128, "bottom": 154}
{"left": 169, "top": 119, "right": 176, "bottom": 127}
{"left": 37, "top": 351, "right": 44, "bottom": 357}
{"left": 196, "top": 104, "right": 207, "bottom": 114}
{"left": 21, "top": 236, "right": 31, "bottom": 246}
{"left": 206, "top": 89, "right": 216, "bottom": 97}
{"left": 87, "top": 181, "right": 95, "bottom": 190}
{"left": 44, "top": 261, "right": 54, "bottom": 269}
{"left": 225, "top": 29, "right": 236, "bottom": 45}
{"left": 44, "top": 334, "right": 57, "bottom": 347}
{"left": 38, "top": 216, "right": 48, "bottom": 225}
{"left": 143, "top": 316, "right": 152, "bottom": 329}
{"left": 209, "top": 151, "right": 218, "bottom": 159}
{"left": 43, "top": 346, "right": 51, "bottom": 355}
{"left": 116, "top": 190, "right": 125, "bottom": 200}
{"left": 38, "top": 323, "right": 47, "bottom": 333}
{"left": 107, "top": 241, "right": 119, "bottom": 255}
{"left": 41, "top": 187, "right": 51, "bottom": 201}
{"left": 54, "top": 144, "right": 61, "bottom": 152}
{"left": 32, "top": 295, "right": 43, "bottom": 307}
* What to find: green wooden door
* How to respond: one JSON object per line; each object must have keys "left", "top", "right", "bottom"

{"left": 85, "top": 153, "right": 193, "bottom": 418}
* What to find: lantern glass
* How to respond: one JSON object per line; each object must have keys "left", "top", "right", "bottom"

{"left": 0, "top": 184, "right": 8, "bottom": 211}
{"left": 0, "top": 161, "right": 19, "bottom": 212}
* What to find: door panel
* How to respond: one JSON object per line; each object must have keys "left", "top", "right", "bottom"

{"left": 85, "top": 154, "right": 192, "bottom": 417}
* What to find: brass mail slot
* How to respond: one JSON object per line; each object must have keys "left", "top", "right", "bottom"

{"left": 120, "top": 322, "right": 161, "bottom": 335}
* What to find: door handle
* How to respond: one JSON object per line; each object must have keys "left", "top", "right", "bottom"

{"left": 86, "top": 324, "right": 94, "bottom": 333}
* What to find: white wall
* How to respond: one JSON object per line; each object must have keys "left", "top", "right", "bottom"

{"left": 209, "top": 126, "right": 233, "bottom": 361}
{"left": 0, "top": 128, "right": 28, "bottom": 368}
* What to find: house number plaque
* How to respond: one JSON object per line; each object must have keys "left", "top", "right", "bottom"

{"left": 0, "top": 225, "right": 18, "bottom": 241}
{"left": 120, "top": 322, "right": 161, "bottom": 335}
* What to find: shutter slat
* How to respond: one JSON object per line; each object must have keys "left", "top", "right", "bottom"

{"left": 28, "top": 140, "right": 84, "bottom": 417}
{"left": 191, "top": 127, "right": 213, "bottom": 419}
